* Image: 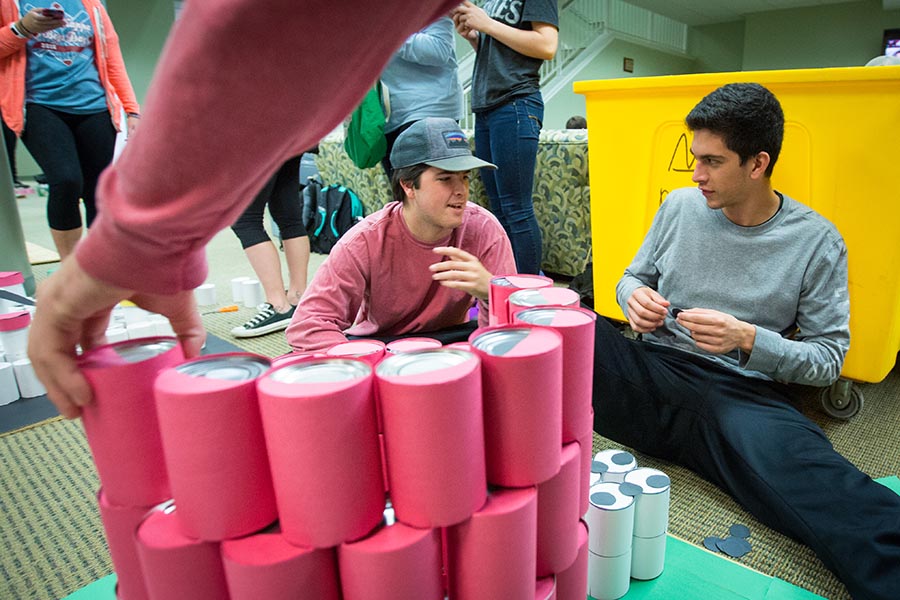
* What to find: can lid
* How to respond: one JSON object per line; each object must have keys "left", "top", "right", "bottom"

{"left": 470, "top": 327, "right": 531, "bottom": 356}
{"left": 0, "top": 310, "right": 30, "bottom": 332}
{"left": 268, "top": 358, "right": 371, "bottom": 383}
{"left": 176, "top": 354, "right": 270, "bottom": 380}
{"left": 594, "top": 449, "right": 637, "bottom": 473}
{"left": 516, "top": 306, "right": 594, "bottom": 327}
{"left": 377, "top": 348, "right": 473, "bottom": 376}
{"left": 623, "top": 467, "right": 671, "bottom": 494}
{"left": 109, "top": 338, "right": 179, "bottom": 363}
{"left": 504, "top": 274, "right": 552, "bottom": 289}
{"left": 0, "top": 271, "right": 24, "bottom": 287}
{"left": 507, "top": 288, "right": 550, "bottom": 307}
{"left": 385, "top": 337, "right": 442, "bottom": 354}
{"left": 325, "top": 340, "right": 385, "bottom": 357}
{"left": 508, "top": 287, "right": 579, "bottom": 307}
{"left": 588, "top": 482, "right": 634, "bottom": 511}
{"left": 490, "top": 276, "right": 515, "bottom": 287}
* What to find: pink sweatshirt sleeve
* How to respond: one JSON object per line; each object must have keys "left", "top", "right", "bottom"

{"left": 285, "top": 238, "right": 369, "bottom": 352}
{"left": 76, "top": 0, "right": 459, "bottom": 293}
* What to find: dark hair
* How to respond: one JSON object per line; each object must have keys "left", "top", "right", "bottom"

{"left": 685, "top": 83, "right": 784, "bottom": 177}
{"left": 566, "top": 115, "right": 587, "bottom": 129}
{"left": 390, "top": 163, "right": 429, "bottom": 203}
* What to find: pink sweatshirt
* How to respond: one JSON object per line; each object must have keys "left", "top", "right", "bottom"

{"left": 70, "top": 0, "right": 458, "bottom": 293}
{"left": 286, "top": 202, "right": 516, "bottom": 352}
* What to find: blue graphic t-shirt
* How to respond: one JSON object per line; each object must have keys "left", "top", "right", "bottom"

{"left": 21, "top": 1, "right": 107, "bottom": 113}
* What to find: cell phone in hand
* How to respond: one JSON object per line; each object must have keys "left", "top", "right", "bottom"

{"left": 41, "top": 8, "right": 65, "bottom": 19}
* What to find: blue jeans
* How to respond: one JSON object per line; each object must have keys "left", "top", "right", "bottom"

{"left": 474, "top": 92, "right": 543, "bottom": 275}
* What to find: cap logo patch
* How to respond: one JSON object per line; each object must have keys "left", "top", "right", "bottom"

{"left": 443, "top": 131, "right": 469, "bottom": 149}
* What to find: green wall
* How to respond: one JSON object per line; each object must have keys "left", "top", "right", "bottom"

{"left": 105, "top": 0, "right": 175, "bottom": 103}
{"left": 688, "top": 20, "right": 745, "bottom": 74}
{"left": 742, "top": 0, "right": 900, "bottom": 70}
{"left": 546, "top": 38, "right": 695, "bottom": 129}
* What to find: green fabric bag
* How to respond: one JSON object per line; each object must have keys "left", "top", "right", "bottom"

{"left": 343, "top": 81, "right": 388, "bottom": 169}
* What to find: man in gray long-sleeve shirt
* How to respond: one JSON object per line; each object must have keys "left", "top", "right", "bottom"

{"left": 592, "top": 83, "right": 900, "bottom": 600}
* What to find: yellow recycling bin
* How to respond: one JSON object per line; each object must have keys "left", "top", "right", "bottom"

{"left": 575, "top": 66, "right": 900, "bottom": 416}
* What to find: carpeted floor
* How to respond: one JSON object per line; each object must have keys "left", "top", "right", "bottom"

{"left": 1, "top": 263, "right": 898, "bottom": 599}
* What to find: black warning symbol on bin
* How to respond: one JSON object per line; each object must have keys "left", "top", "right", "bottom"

{"left": 667, "top": 133, "right": 695, "bottom": 173}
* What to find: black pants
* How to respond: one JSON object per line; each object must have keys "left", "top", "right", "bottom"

{"left": 2, "top": 120, "right": 17, "bottom": 181}
{"left": 592, "top": 317, "right": 900, "bottom": 600}
{"left": 347, "top": 319, "right": 478, "bottom": 346}
{"left": 231, "top": 155, "right": 307, "bottom": 249}
{"left": 21, "top": 104, "right": 116, "bottom": 230}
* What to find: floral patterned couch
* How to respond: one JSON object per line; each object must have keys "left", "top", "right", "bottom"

{"left": 314, "top": 129, "right": 590, "bottom": 277}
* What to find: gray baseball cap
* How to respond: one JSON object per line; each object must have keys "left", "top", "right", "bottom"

{"left": 390, "top": 117, "right": 497, "bottom": 171}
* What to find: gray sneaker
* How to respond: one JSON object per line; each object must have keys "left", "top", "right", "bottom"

{"left": 231, "top": 303, "right": 295, "bottom": 338}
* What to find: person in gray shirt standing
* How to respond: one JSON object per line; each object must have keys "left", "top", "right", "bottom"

{"left": 379, "top": 16, "right": 463, "bottom": 179}
{"left": 592, "top": 82, "right": 899, "bottom": 600}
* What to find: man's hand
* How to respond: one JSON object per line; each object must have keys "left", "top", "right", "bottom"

{"left": 451, "top": 2, "right": 484, "bottom": 43}
{"left": 626, "top": 286, "right": 670, "bottom": 333}
{"left": 429, "top": 246, "right": 491, "bottom": 301}
{"left": 126, "top": 114, "right": 140, "bottom": 138}
{"left": 27, "top": 258, "right": 206, "bottom": 419}
{"left": 675, "top": 308, "right": 756, "bottom": 355}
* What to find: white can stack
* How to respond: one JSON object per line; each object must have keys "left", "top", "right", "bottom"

{"left": 585, "top": 450, "right": 671, "bottom": 599}
{"left": 586, "top": 482, "right": 634, "bottom": 600}
{"left": 624, "top": 468, "right": 670, "bottom": 580}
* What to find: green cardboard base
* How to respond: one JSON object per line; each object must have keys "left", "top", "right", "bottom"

{"left": 63, "top": 476, "right": 900, "bottom": 600}
{"left": 614, "top": 536, "right": 822, "bottom": 600}
{"left": 62, "top": 575, "right": 116, "bottom": 600}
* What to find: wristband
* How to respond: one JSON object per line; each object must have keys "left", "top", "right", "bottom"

{"left": 126, "top": 112, "right": 141, "bottom": 119}
{"left": 15, "top": 20, "right": 35, "bottom": 37}
{"left": 10, "top": 22, "right": 31, "bottom": 39}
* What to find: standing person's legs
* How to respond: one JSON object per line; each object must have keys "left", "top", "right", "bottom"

{"left": 72, "top": 111, "right": 117, "bottom": 227}
{"left": 232, "top": 173, "right": 289, "bottom": 308}
{"left": 230, "top": 162, "right": 297, "bottom": 337}
{"left": 267, "top": 155, "right": 309, "bottom": 306}
{"left": 20, "top": 105, "right": 85, "bottom": 259}
{"left": 2, "top": 120, "right": 18, "bottom": 183}
{"left": 473, "top": 92, "right": 543, "bottom": 274}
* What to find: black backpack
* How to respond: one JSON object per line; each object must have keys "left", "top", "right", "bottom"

{"left": 302, "top": 178, "right": 365, "bottom": 254}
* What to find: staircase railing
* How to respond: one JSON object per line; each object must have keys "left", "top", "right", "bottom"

{"left": 456, "top": 0, "right": 688, "bottom": 129}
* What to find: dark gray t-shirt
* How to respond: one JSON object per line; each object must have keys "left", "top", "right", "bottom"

{"left": 470, "top": 0, "right": 559, "bottom": 113}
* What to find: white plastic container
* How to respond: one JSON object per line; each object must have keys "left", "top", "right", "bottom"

{"left": 593, "top": 449, "right": 637, "bottom": 483}
{"left": 631, "top": 532, "right": 666, "bottom": 581}
{"left": 0, "top": 361, "right": 19, "bottom": 405}
{"left": 623, "top": 467, "right": 671, "bottom": 538}
{"left": 585, "top": 482, "right": 635, "bottom": 558}
{"left": 231, "top": 276, "right": 251, "bottom": 303}
{"left": 0, "top": 310, "right": 31, "bottom": 362}
{"left": 242, "top": 279, "right": 265, "bottom": 308}
{"left": 13, "top": 358, "right": 45, "bottom": 398}
{"left": 587, "top": 548, "right": 631, "bottom": 600}
{"left": 194, "top": 283, "right": 217, "bottom": 306}
{"left": 0, "top": 271, "right": 27, "bottom": 312}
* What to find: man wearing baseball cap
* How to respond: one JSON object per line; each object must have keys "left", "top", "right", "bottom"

{"left": 286, "top": 117, "right": 516, "bottom": 351}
